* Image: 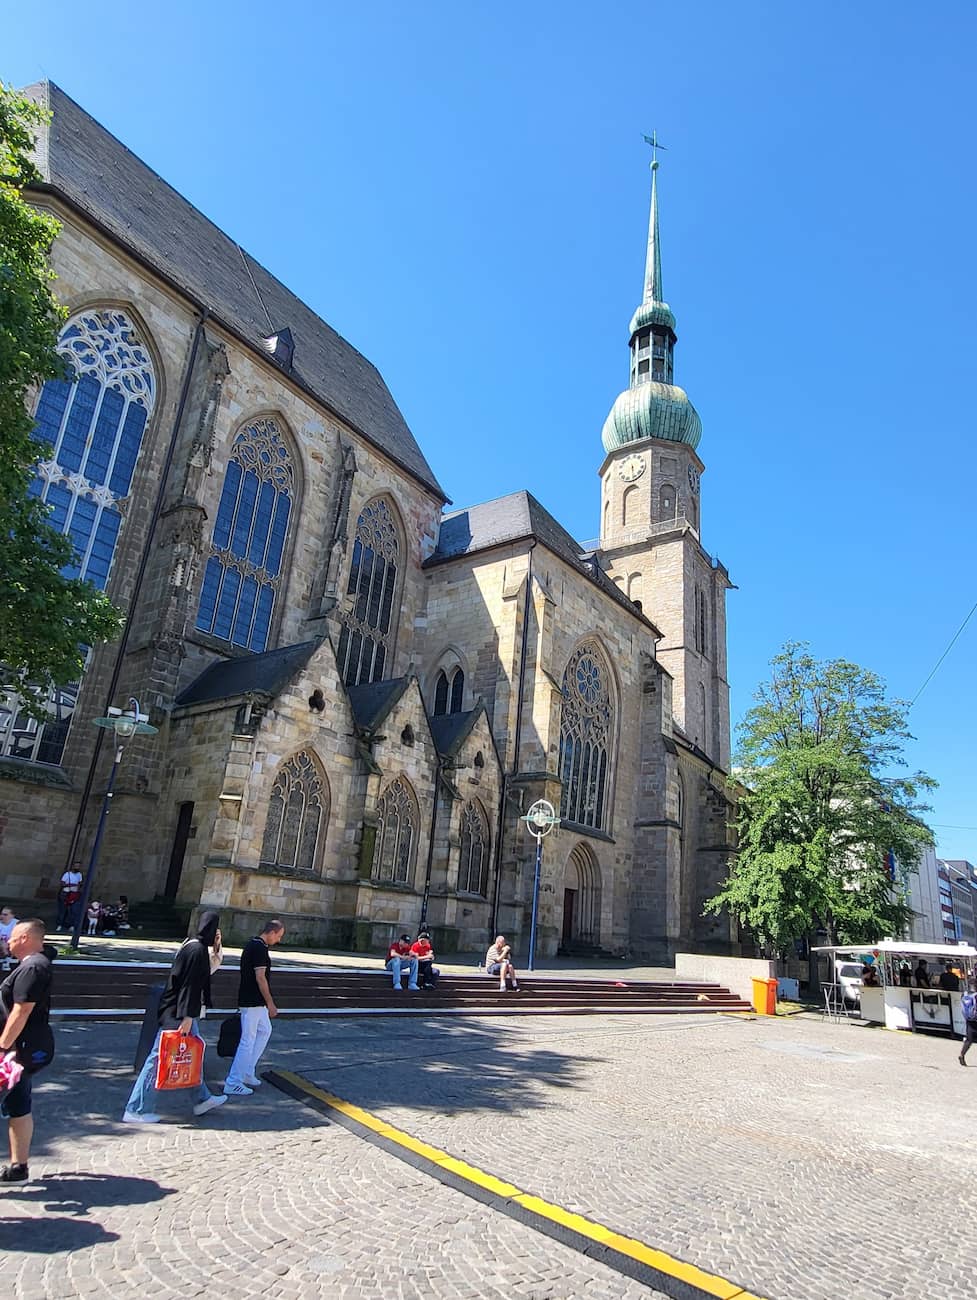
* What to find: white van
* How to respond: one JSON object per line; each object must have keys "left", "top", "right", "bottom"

{"left": 834, "top": 958, "right": 864, "bottom": 1007}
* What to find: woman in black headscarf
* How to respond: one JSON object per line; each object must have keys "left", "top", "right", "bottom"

{"left": 122, "top": 911, "right": 227, "bottom": 1124}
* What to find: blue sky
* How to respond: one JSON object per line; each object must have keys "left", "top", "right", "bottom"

{"left": 6, "top": 2, "right": 976, "bottom": 858}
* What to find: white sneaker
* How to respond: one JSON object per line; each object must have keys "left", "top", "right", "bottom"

{"left": 499, "top": 984, "right": 507, "bottom": 992}
{"left": 243, "top": 1077, "right": 263, "bottom": 1088}
{"left": 223, "top": 1082, "right": 253, "bottom": 1096}
{"left": 122, "top": 1110, "right": 161, "bottom": 1124}
{"left": 193, "top": 1094, "right": 228, "bottom": 1116}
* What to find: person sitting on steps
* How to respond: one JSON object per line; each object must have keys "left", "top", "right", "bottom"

{"left": 410, "top": 932, "right": 439, "bottom": 988}
{"left": 485, "top": 935, "right": 520, "bottom": 992}
{"left": 386, "top": 934, "right": 419, "bottom": 991}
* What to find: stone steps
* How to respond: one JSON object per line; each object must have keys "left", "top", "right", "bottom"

{"left": 48, "top": 963, "right": 753, "bottom": 1019}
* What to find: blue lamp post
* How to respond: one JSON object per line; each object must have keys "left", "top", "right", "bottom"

{"left": 70, "top": 698, "right": 158, "bottom": 950}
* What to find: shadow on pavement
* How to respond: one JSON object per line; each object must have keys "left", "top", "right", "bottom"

{"left": 266, "top": 1015, "right": 606, "bottom": 1115}
{"left": 24, "top": 1014, "right": 603, "bottom": 1159}
{"left": 1, "top": 1172, "right": 175, "bottom": 1213}
{"left": 0, "top": 1214, "right": 121, "bottom": 1252}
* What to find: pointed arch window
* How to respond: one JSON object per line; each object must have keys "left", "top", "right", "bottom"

{"left": 433, "top": 666, "right": 465, "bottom": 716}
{"left": 4, "top": 311, "right": 156, "bottom": 767}
{"left": 260, "top": 750, "right": 327, "bottom": 873}
{"left": 31, "top": 308, "right": 156, "bottom": 591}
{"left": 196, "top": 418, "right": 294, "bottom": 652}
{"left": 458, "top": 800, "right": 489, "bottom": 895}
{"left": 373, "top": 776, "right": 418, "bottom": 884}
{"left": 337, "top": 498, "right": 401, "bottom": 685}
{"left": 558, "top": 642, "right": 614, "bottom": 830}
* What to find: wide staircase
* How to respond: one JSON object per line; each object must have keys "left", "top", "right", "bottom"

{"left": 50, "top": 963, "right": 753, "bottom": 1019}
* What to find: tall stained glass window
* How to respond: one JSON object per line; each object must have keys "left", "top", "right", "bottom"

{"left": 558, "top": 642, "right": 614, "bottom": 831}
{"left": 196, "top": 418, "right": 294, "bottom": 652}
{"left": 458, "top": 800, "right": 489, "bottom": 895}
{"left": 3, "top": 310, "right": 156, "bottom": 767}
{"left": 337, "top": 498, "right": 400, "bottom": 686}
{"left": 31, "top": 308, "right": 156, "bottom": 590}
{"left": 372, "top": 776, "right": 418, "bottom": 884}
{"left": 260, "top": 751, "right": 327, "bottom": 872}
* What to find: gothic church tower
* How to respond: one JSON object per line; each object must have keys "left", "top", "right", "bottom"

{"left": 598, "top": 152, "right": 731, "bottom": 769}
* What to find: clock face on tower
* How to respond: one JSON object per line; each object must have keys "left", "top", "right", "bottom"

{"left": 687, "top": 465, "right": 700, "bottom": 495}
{"left": 619, "top": 454, "right": 645, "bottom": 483}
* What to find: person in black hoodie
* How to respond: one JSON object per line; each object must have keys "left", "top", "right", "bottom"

{"left": 122, "top": 911, "right": 227, "bottom": 1124}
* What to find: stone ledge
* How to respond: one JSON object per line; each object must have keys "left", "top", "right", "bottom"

{"left": 0, "top": 757, "right": 74, "bottom": 790}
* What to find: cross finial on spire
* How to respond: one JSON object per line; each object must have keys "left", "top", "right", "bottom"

{"left": 642, "top": 130, "right": 667, "bottom": 171}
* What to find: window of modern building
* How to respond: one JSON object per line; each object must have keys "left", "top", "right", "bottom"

{"left": 196, "top": 417, "right": 294, "bottom": 652}
{"left": 372, "top": 775, "right": 418, "bottom": 884}
{"left": 458, "top": 800, "right": 489, "bottom": 895}
{"left": 259, "top": 750, "right": 327, "bottom": 873}
{"left": 337, "top": 497, "right": 401, "bottom": 686}
{"left": 558, "top": 642, "right": 614, "bottom": 830}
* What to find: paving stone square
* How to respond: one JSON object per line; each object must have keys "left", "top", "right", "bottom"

{"left": 2, "top": 1009, "right": 975, "bottom": 1299}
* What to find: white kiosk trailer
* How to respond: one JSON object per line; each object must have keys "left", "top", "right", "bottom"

{"left": 812, "top": 941, "right": 977, "bottom": 1034}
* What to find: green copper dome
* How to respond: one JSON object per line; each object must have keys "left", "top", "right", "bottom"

{"left": 629, "top": 300, "right": 675, "bottom": 335}
{"left": 601, "top": 382, "right": 702, "bottom": 452}
{"left": 601, "top": 152, "right": 702, "bottom": 454}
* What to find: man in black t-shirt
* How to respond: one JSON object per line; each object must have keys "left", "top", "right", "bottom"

{"left": 224, "top": 920, "right": 285, "bottom": 1096}
{"left": 0, "top": 919, "right": 54, "bottom": 1182}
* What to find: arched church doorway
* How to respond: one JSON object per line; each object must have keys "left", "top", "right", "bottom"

{"left": 561, "top": 843, "right": 602, "bottom": 948}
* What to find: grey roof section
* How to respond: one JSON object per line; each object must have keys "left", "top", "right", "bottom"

{"left": 175, "top": 640, "right": 321, "bottom": 708}
{"left": 23, "top": 81, "right": 445, "bottom": 501}
{"left": 428, "top": 709, "right": 482, "bottom": 758}
{"left": 429, "top": 490, "right": 661, "bottom": 632}
{"left": 346, "top": 678, "right": 411, "bottom": 733}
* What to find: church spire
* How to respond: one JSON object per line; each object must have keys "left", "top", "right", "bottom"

{"left": 600, "top": 141, "right": 701, "bottom": 453}
{"left": 642, "top": 138, "right": 664, "bottom": 307}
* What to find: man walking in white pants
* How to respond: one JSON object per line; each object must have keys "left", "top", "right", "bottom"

{"left": 224, "top": 920, "right": 284, "bottom": 1096}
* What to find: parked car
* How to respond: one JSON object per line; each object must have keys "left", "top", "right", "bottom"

{"left": 834, "top": 959, "right": 864, "bottom": 1007}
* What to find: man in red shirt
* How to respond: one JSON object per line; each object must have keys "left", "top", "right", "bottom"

{"left": 386, "top": 934, "right": 418, "bottom": 990}
{"left": 410, "top": 932, "right": 439, "bottom": 988}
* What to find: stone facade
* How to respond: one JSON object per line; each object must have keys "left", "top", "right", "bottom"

{"left": 0, "top": 86, "right": 738, "bottom": 960}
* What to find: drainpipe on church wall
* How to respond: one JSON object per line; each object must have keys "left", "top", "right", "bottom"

{"left": 490, "top": 542, "right": 536, "bottom": 935}
{"left": 63, "top": 310, "right": 209, "bottom": 878}
{"left": 418, "top": 756, "right": 446, "bottom": 932}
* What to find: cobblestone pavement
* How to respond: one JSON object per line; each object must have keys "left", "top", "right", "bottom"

{"left": 0, "top": 1019, "right": 667, "bottom": 1300}
{"left": 4, "top": 1011, "right": 975, "bottom": 1299}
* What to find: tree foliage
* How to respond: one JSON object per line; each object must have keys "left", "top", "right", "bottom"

{"left": 0, "top": 83, "right": 123, "bottom": 714}
{"left": 706, "top": 642, "right": 935, "bottom": 954}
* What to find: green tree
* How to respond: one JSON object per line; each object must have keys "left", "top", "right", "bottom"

{"left": 706, "top": 642, "right": 935, "bottom": 961}
{"left": 0, "top": 83, "right": 123, "bottom": 716}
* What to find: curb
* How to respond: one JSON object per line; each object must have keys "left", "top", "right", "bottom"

{"left": 265, "top": 1067, "right": 769, "bottom": 1300}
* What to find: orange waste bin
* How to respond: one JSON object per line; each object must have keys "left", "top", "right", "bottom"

{"left": 751, "top": 977, "right": 778, "bottom": 1016}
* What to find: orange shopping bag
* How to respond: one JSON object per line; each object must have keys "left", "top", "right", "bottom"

{"left": 155, "top": 1030, "right": 205, "bottom": 1091}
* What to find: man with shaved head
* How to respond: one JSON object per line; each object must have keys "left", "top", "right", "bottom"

{"left": 0, "top": 919, "right": 55, "bottom": 1181}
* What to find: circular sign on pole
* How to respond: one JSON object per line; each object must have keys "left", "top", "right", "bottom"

{"left": 524, "top": 799, "right": 557, "bottom": 837}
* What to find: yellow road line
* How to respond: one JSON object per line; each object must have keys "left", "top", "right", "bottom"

{"left": 269, "top": 1068, "right": 768, "bottom": 1300}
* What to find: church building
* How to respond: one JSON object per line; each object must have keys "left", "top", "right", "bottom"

{"left": 0, "top": 84, "right": 737, "bottom": 960}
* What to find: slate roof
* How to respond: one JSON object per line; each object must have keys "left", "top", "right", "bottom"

{"left": 345, "top": 678, "right": 411, "bottom": 733}
{"left": 23, "top": 81, "right": 445, "bottom": 501}
{"left": 428, "top": 709, "right": 481, "bottom": 758}
{"left": 429, "top": 490, "right": 661, "bottom": 632}
{"left": 175, "top": 640, "right": 321, "bottom": 708}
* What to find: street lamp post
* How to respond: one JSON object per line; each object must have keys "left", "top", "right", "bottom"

{"left": 70, "top": 698, "right": 158, "bottom": 951}
{"left": 521, "top": 798, "right": 559, "bottom": 972}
